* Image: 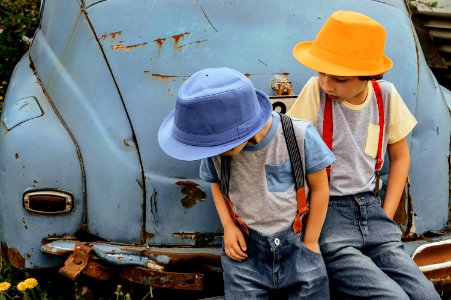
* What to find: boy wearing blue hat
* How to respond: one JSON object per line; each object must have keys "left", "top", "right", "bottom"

{"left": 158, "top": 67, "right": 335, "bottom": 299}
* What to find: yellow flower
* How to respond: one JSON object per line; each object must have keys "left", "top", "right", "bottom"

{"left": 24, "top": 278, "right": 38, "bottom": 289}
{"left": 1, "top": 81, "right": 6, "bottom": 85}
{"left": 17, "top": 281, "right": 27, "bottom": 292}
{"left": 0, "top": 96, "right": 3, "bottom": 101}
{"left": 0, "top": 282, "right": 11, "bottom": 292}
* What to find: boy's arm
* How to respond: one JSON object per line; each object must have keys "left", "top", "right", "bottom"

{"left": 211, "top": 183, "right": 248, "bottom": 261}
{"left": 383, "top": 138, "right": 410, "bottom": 219}
{"left": 303, "top": 168, "right": 329, "bottom": 253}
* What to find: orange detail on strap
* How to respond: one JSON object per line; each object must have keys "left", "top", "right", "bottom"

{"left": 292, "top": 187, "right": 309, "bottom": 234}
{"left": 222, "top": 193, "right": 250, "bottom": 236}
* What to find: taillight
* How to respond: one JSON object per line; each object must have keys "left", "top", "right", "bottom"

{"left": 23, "top": 190, "right": 74, "bottom": 215}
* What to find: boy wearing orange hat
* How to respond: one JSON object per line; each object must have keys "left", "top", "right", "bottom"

{"left": 288, "top": 10, "right": 440, "bottom": 299}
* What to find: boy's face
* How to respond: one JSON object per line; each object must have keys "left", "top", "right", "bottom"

{"left": 220, "top": 141, "right": 248, "bottom": 156}
{"left": 318, "top": 73, "right": 368, "bottom": 105}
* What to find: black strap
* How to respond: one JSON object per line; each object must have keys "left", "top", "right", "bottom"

{"left": 279, "top": 113, "right": 305, "bottom": 189}
{"left": 220, "top": 156, "right": 231, "bottom": 197}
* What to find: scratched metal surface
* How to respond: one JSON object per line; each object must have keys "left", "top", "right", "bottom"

{"left": 0, "top": 0, "right": 449, "bottom": 269}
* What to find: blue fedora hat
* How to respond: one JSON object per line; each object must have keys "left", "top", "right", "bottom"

{"left": 158, "top": 67, "right": 273, "bottom": 161}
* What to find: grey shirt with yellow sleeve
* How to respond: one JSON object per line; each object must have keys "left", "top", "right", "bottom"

{"left": 287, "top": 77, "right": 417, "bottom": 197}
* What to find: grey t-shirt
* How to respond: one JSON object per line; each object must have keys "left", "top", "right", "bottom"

{"left": 200, "top": 112, "right": 335, "bottom": 236}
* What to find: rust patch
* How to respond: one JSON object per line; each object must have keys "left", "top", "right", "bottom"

{"left": 172, "top": 32, "right": 189, "bottom": 48}
{"left": 177, "top": 39, "right": 208, "bottom": 49}
{"left": 100, "top": 31, "right": 122, "bottom": 41}
{"left": 59, "top": 243, "right": 93, "bottom": 280}
{"left": 7, "top": 247, "right": 25, "bottom": 270}
{"left": 111, "top": 41, "right": 148, "bottom": 53}
{"left": 244, "top": 73, "right": 251, "bottom": 78}
{"left": 118, "top": 247, "right": 221, "bottom": 267}
{"left": 83, "top": 260, "right": 112, "bottom": 281}
{"left": 15, "top": 153, "right": 19, "bottom": 159}
{"left": 120, "top": 267, "right": 203, "bottom": 290}
{"left": 144, "top": 231, "right": 155, "bottom": 240}
{"left": 423, "top": 266, "right": 451, "bottom": 280}
{"left": 153, "top": 37, "right": 166, "bottom": 48}
{"left": 176, "top": 181, "right": 207, "bottom": 208}
{"left": 153, "top": 32, "right": 190, "bottom": 49}
{"left": 144, "top": 72, "right": 189, "bottom": 81}
{"left": 432, "top": 275, "right": 451, "bottom": 293}
{"left": 413, "top": 242, "right": 451, "bottom": 267}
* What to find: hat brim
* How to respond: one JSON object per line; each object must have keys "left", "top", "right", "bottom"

{"left": 293, "top": 41, "right": 393, "bottom": 76}
{"left": 158, "top": 89, "right": 273, "bottom": 161}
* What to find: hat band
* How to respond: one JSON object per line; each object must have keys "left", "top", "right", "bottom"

{"left": 171, "top": 114, "right": 262, "bottom": 147}
{"left": 310, "top": 45, "right": 383, "bottom": 72}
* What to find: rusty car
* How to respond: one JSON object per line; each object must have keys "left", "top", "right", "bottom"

{"left": 0, "top": 0, "right": 450, "bottom": 297}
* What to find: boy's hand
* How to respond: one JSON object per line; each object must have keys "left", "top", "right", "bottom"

{"left": 304, "top": 241, "right": 321, "bottom": 254}
{"left": 223, "top": 223, "right": 248, "bottom": 261}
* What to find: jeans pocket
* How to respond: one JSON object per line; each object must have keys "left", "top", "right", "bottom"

{"left": 301, "top": 242, "right": 323, "bottom": 258}
{"left": 265, "top": 160, "right": 295, "bottom": 192}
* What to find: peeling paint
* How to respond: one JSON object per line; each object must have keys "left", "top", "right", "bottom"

{"left": 143, "top": 231, "right": 155, "bottom": 240}
{"left": 144, "top": 72, "right": 189, "bottom": 80}
{"left": 176, "top": 181, "right": 206, "bottom": 208}
{"left": 22, "top": 218, "right": 27, "bottom": 230}
{"left": 3, "top": 244, "right": 26, "bottom": 270}
{"left": 111, "top": 40, "right": 148, "bottom": 53}
{"left": 120, "top": 267, "right": 204, "bottom": 290}
{"left": 153, "top": 37, "right": 166, "bottom": 48}
{"left": 100, "top": 31, "right": 122, "bottom": 41}
{"left": 15, "top": 153, "right": 19, "bottom": 159}
{"left": 172, "top": 32, "right": 189, "bottom": 48}
{"left": 177, "top": 39, "right": 208, "bottom": 49}
{"left": 152, "top": 32, "right": 190, "bottom": 49}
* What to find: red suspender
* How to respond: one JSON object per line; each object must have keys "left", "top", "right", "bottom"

{"left": 372, "top": 80, "right": 385, "bottom": 171}
{"left": 322, "top": 96, "right": 333, "bottom": 174}
{"left": 322, "top": 80, "right": 385, "bottom": 175}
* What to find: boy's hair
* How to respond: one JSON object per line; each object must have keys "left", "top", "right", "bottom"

{"left": 358, "top": 74, "right": 384, "bottom": 81}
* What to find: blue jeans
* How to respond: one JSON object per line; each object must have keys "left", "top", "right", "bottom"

{"left": 319, "top": 192, "right": 440, "bottom": 300}
{"left": 222, "top": 227, "right": 330, "bottom": 300}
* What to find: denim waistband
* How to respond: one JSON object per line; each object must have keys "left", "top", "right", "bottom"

{"left": 247, "top": 227, "right": 300, "bottom": 251}
{"left": 329, "top": 191, "right": 380, "bottom": 207}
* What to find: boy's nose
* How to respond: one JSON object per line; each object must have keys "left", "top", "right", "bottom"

{"left": 322, "top": 76, "right": 335, "bottom": 93}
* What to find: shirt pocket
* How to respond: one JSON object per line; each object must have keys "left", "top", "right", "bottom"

{"left": 365, "top": 124, "right": 380, "bottom": 158}
{"left": 265, "top": 160, "right": 295, "bottom": 192}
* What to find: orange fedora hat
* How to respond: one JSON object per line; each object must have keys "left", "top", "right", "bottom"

{"left": 293, "top": 10, "right": 393, "bottom": 76}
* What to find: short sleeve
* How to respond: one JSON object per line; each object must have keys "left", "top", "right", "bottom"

{"left": 388, "top": 85, "right": 417, "bottom": 144}
{"left": 286, "top": 77, "right": 320, "bottom": 124}
{"left": 303, "top": 122, "right": 336, "bottom": 173}
{"left": 199, "top": 157, "right": 220, "bottom": 183}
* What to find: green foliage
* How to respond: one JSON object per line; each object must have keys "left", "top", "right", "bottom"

{"left": 0, "top": 257, "right": 48, "bottom": 300}
{"left": 408, "top": 0, "right": 440, "bottom": 13}
{"left": 0, "top": 0, "right": 41, "bottom": 104}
